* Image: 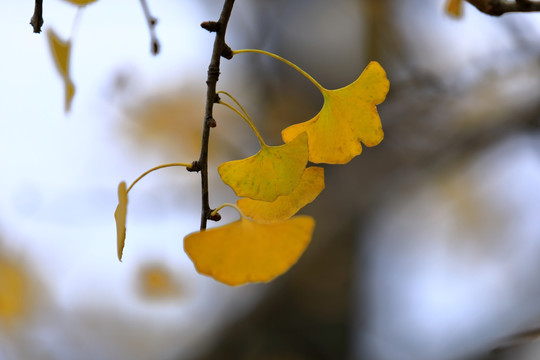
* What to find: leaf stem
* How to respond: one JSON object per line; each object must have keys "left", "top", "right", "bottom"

{"left": 218, "top": 97, "right": 266, "bottom": 147}
{"left": 217, "top": 90, "right": 250, "bottom": 122}
{"left": 233, "top": 49, "right": 326, "bottom": 93}
{"left": 211, "top": 203, "right": 245, "bottom": 218}
{"left": 126, "top": 163, "right": 191, "bottom": 193}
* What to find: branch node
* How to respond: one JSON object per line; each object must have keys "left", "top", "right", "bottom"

{"left": 221, "top": 44, "right": 233, "bottom": 60}
{"left": 208, "top": 210, "right": 222, "bottom": 222}
{"left": 187, "top": 161, "right": 201, "bottom": 172}
{"left": 151, "top": 39, "right": 160, "bottom": 55}
{"left": 207, "top": 65, "right": 220, "bottom": 79}
{"left": 201, "top": 21, "right": 220, "bottom": 32}
{"left": 207, "top": 116, "right": 217, "bottom": 128}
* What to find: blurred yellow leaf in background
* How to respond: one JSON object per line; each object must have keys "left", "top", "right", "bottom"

{"left": 446, "top": 0, "right": 464, "bottom": 17}
{"left": 218, "top": 133, "right": 308, "bottom": 201}
{"left": 184, "top": 215, "right": 315, "bottom": 286}
{"left": 47, "top": 29, "right": 75, "bottom": 112}
{"left": 237, "top": 166, "right": 325, "bottom": 222}
{"left": 115, "top": 181, "right": 128, "bottom": 262}
{"left": 0, "top": 262, "right": 25, "bottom": 322}
{"left": 282, "top": 61, "right": 389, "bottom": 164}
{"left": 0, "top": 255, "right": 28, "bottom": 328}
{"left": 137, "top": 264, "right": 183, "bottom": 300}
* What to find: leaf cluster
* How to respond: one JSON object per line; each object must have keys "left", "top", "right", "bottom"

{"left": 44, "top": 0, "right": 389, "bottom": 286}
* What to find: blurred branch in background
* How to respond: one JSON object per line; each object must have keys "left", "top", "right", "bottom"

{"left": 467, "top": 0, "right": 540, "bottom": 16}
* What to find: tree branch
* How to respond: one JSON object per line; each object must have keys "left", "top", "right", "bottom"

{"left": 466, "top": 0, "right": 540, "bottom": 15}
{"left": 30, "top": 0, "right": 44, "bottom": 33}
{"left": 197, "top": 0, "right": 235, "bottom": 230}
{"left": 139, "top": 0, "right": 160, "bottom": 55}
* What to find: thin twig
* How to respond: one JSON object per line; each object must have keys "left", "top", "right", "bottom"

{"left": 198, "top": 0, "right": 236, "bottom": 230}
{"left": 139, "top": 0, "right": 160, "bottom": 55}
{"left": 466, "top": 0, "right": 540, "bottom": 15}
{"left": 30, "top": 0, "right": 44, "bottom": 33}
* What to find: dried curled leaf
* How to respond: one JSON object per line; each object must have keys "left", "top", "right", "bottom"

{"left": 47, "top": 29, "right": 75, "bottom": 112}
{"left": 282, "top": 61, "right": 389, "bottom": 164}
{"left": 218, "top": 132, "right": 308, "bottom": 202}
{"left": 237, "top": 167, "right": 325, "bottom": 222}
{"left": 184, "top": 215, "right": 315, "bottom": 286}
{"left": 114, "top": 181, "right": 128, "bottom": 261}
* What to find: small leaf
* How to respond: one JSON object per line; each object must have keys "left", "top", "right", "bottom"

{"left": 114, "top": 181, "right": 128, "bottom": 261}
{"left": 184, "top": 215, "right": 315, "bottom": 286}
{"left": 237, "top": 167, "right": 325, "bottom": 222}
{"left": 445, "top": 0, "right": 463, "bottom": 17}
{"left": 47, "top": 29, "right": 76, "bottom": 112}
{"left": 282, "top": 61, "right": 389, "bottom": 164}
{"left": 218, "top": 132, "right": 308, "bottom": 202}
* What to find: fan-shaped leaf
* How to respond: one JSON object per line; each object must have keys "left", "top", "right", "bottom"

{"left": 115, "top": 181, "right": 128, "bottom": 261}
{"left": 184, "top": 215, "right": 315, "bottom": 286}
{"left": 218, "top": 132, "right": 308, "bottom": 201}
{"left": 282, "top": 61, "right": 389, "bottom": 164}
{"left": 237, "top": 167, "right": 324, "bottom": 222}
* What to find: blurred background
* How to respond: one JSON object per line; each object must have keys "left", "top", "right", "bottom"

{"left": 1, "top": 0, "right": 540, "bottom": 359}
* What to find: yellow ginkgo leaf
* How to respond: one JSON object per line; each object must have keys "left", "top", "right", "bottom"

{"left": 184, "top": 215, "right": 315, "bottom": 286}
{"left": 445, "top": 0, "right": 463, "bottom": 17}
{"left": 115, "top": 181, "right": 128, "bottom": 261}
{"left": 47, "top": 29, "right": 76, "bottom": 112}
{"left": 282, "top": 61, "right": 389, "bottom": 164}
{"left": 218, "top": 132, "right": 308, "bottom": 202}
{"left": 61, "top": 0, "right": 98, "bottom": 5}
{"left": 237, "top": 166, "right": 325, "bottom": 222}
{"left": 113, "top": 163, "right": 191, "bottom": 261}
